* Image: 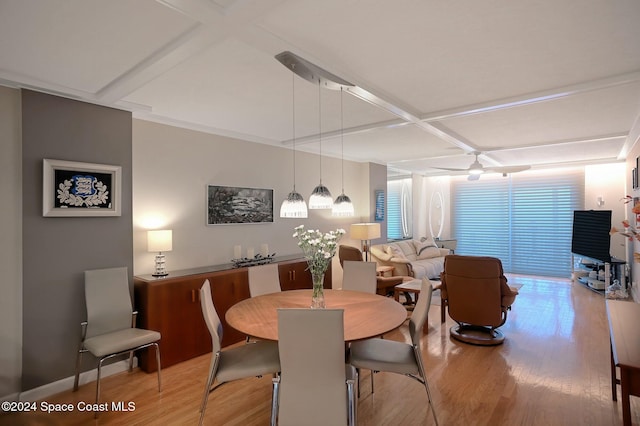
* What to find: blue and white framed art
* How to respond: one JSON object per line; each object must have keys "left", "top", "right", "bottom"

{"left": 43, "top": 159, "right": 122, "bottom": 217}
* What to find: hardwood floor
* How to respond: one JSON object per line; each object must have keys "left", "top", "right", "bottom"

{"left": 2, "top": 275, "right": 637, "bottom": 425}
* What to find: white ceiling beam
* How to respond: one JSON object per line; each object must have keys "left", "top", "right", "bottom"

{"left": 99, "top": 0, "right": 286, "bottom": 103}
{"left": 422, "top": 70, "right": 640, "bottom": 122}
{"left": 97, "top": 23, "right": 218, "bottom": 103}
{"left": 387, "top": 133, "right": 627, "bottom": 165}
{"left": 280, "top": 119, "right": 409, "bottom": 146}
{"left": 620, "top": 112, "right": 640, "bottom": 160}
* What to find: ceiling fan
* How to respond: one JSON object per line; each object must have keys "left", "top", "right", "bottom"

{"left": 434, "top": 151, "right": 531, "bottom": 181}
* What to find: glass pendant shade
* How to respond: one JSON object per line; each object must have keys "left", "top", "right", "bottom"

{"left": 332, "top": 193, "right": 354, "bottom": 216}
{"left": 280, "top": 189, "right": 308, "bottom": 218}
{"left": 309, "top": 183, "right": 333, "bottom": 209}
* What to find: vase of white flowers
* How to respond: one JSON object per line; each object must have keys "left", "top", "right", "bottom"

{"left": 293, "top": 224, "right": 346, "bottom": 308}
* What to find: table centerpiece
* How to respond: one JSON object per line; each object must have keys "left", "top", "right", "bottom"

{"left": 293, "top": 224, "right": 345, "bottom": 308}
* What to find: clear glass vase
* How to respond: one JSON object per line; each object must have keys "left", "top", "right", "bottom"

{"left": 311, "top": 271, "right": 325, "bottom": 309}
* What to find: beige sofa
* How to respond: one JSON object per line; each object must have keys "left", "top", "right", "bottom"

{"left": 370, "top": 239, "right": 450, "bottom": 280}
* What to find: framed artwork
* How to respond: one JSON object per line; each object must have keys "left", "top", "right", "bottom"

{"left": 207, "top": 185, "right": 273, "bottom": 225}
{"left": 43, "top": 159, "right": 121, "bottom": 217}
{"left": 375, "top": 190, "right": 385, "bottom": 221}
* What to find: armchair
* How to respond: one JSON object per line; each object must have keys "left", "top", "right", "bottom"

{"left": 338, "top": 245, "right": 403, "bottom": 296}
{"left": 439, "top": 255, "right": 518, "bottom": 345}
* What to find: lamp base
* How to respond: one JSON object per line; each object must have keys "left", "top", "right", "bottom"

{"left": 361, "top": 240, "right": 371, "bottom": 262}
{"left": 152, "top": 253, "right": 168, "bottom": 277}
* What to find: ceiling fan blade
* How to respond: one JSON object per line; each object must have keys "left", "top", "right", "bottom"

{"left": 432, "top": 166, "right": 469, "bottom": 172}
{"left": 488, "top": 165, "right": 531, "bottom": 174}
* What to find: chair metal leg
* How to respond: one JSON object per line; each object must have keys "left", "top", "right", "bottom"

{"left": 271, "top": 376, "right": 280, "bottom": 426}
{"left": 94, "top": 358, "right": 105, "bottom": 419}
{"left": 199, "top": 353, "right": 220, "bottom": 426}
{"left": 153, "top": 343, "right": 162, "bottom": 392}
{"left": 371, "top": 370, "right": 376, "bottom": 394}
{"left": 414, "top": 346, "right": 439, "bottom": 426}
{"left": 73, "top": 322, "right": 88, "bottom": 391}
{"left": 423, "top": 376, "right": 439, "bottom": 426}
{"left": 73, "top": 349, "right": 84, "bottom": 391}
{"left": 347, "top": 378, "right": 357, "bottom": 426}
{"left": 128, "top": 351, "right": 134, "bottom": 372}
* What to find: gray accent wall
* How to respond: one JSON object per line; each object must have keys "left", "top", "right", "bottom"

{"left": 21, "top": 90, "right": 133, "bottom": 390}
{"left": 0, "top": 86, "right": 22, "bottom": 398}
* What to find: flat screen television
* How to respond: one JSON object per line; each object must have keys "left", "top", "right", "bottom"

{"left": 571, "top": 210, "right": 612, "bottom": 263}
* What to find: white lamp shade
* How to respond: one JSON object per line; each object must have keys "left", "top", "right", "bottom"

{"left": 148, "top": 230, "right": 172, "bottom": 252}
{"left": 308, "top": 183, "right": 333, "bottom": 209}
{"left": 280, "top": 190, "right": 308, "bottom": 218}
{"left": 350, "top": 223, "right": 381, "bottom": 240}
{"left": 332, "top": 193, "right": 354, "bottom": 217}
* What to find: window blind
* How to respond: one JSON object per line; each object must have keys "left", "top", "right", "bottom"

{"left": 452, "top": 168, "right": 584, "bottom": 277}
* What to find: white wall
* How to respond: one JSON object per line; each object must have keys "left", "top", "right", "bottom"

{"left": 132, "top": 119, "right": 371, "bottom": 285}
{"left": 625, "top": 135, "right": 640, "bottom": 301}
{"left": 0, "top": 86, "right": 22, "bottom": 398}
{"left": 585, "top": 163, "right": 626, "bottom": 260}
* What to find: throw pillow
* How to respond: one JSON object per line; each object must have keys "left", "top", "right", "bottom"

{"left": 417, "top": 246, "right": 441, "bottom": 259}
{"left": 413, "top": 239, "right": 440, "bottom": 259}
{"left": 385, "top": 244, "right": 406, "bottom": 260}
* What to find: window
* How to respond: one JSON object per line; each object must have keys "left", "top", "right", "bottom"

{"left": 387, "top": 178, "right": 412, "bottom": 240}
{"left": 452, "top": 168, "right": 584, "bottom": 278}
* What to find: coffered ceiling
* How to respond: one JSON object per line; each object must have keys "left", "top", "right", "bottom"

{"left": 1, "top": 0, "right": 639, "bottom": 177}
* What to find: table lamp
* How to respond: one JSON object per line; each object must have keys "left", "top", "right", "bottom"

{"left": 350, "top": 223, "right": 381, "bottom": 262}
{"left": 148, "top": 230, "right": 172, "bottom": 277}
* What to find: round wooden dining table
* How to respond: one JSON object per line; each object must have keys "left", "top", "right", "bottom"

{"left": 225, "top": 289, "right": 407, "bottom": 342}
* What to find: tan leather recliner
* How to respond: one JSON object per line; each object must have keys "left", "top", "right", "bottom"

{"left": 338, "top": 245, "right": 404, "bottom": 296}
{"left": 438, "top": 254, "right": 518, "bottom": 345}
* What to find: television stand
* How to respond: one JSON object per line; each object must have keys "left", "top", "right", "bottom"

{"left": 571, "top": 254, "right": 627, "bottom": 296}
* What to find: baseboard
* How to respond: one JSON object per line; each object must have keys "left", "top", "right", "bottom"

{"left": 0, "top": 358, "right": 136, "bottom": 403}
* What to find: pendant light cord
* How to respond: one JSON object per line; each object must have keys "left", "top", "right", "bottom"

{"left": 291, "top": 68, "right": 296, "bottom": 191}
{"left": 318, "top": 80, "right": 323, "bottom": 184}
{"left": 340, "top": 87, "right": 345, "bottom": 193}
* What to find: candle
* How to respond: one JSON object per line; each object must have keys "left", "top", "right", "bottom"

{"left": 234, "top": 245, "right": 242, "bottom": 259}
{"left": 261, "top": 243, "right": 269, "bottom": 256}
{"left": 246, "top": 247, "right": 255, "bottom": 259}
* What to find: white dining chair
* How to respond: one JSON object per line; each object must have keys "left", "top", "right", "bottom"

{"left": 199, "top": 280, "right": 281, "bottom": 426}
{"left": 73, "top": 267, "right": 161, "bottom": 417}
{"left": 349, "top": 278, "right": 439, "bottom": 425}
{"left": 272, "top": 308, "right": 357, "bottom": 426}
{"left": 342, "top": 260, "right": 377, "bottom": 293}
{"left": 248, "top": 263, "right": 282, "bottom": 297}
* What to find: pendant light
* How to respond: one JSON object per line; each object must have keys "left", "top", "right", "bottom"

{"left": 280, "top": 66, "right": 308, "bottom": 218}
{"left": 332, "top": 87, "right": 354, "bottom": 217}
{"left": 308, "top": 81, "right": 333, "bottom": 209}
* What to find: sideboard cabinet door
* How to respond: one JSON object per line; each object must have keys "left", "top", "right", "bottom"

{"left": 134, "top": 269, "right": 249, "bottom": 372}
{"left": 278, "top": 259, "right": 332, "bottom": 290}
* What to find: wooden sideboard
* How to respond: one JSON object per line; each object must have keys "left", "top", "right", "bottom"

{"left": 133, "top": 255, "right": 331, "bottom": 372}
{"left": 606, "top": 299, "right": 640, "bottom": 426}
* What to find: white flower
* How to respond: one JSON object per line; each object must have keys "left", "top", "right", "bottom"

{"left": 292, "top": 225, "right": 345, "bottom": 277}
